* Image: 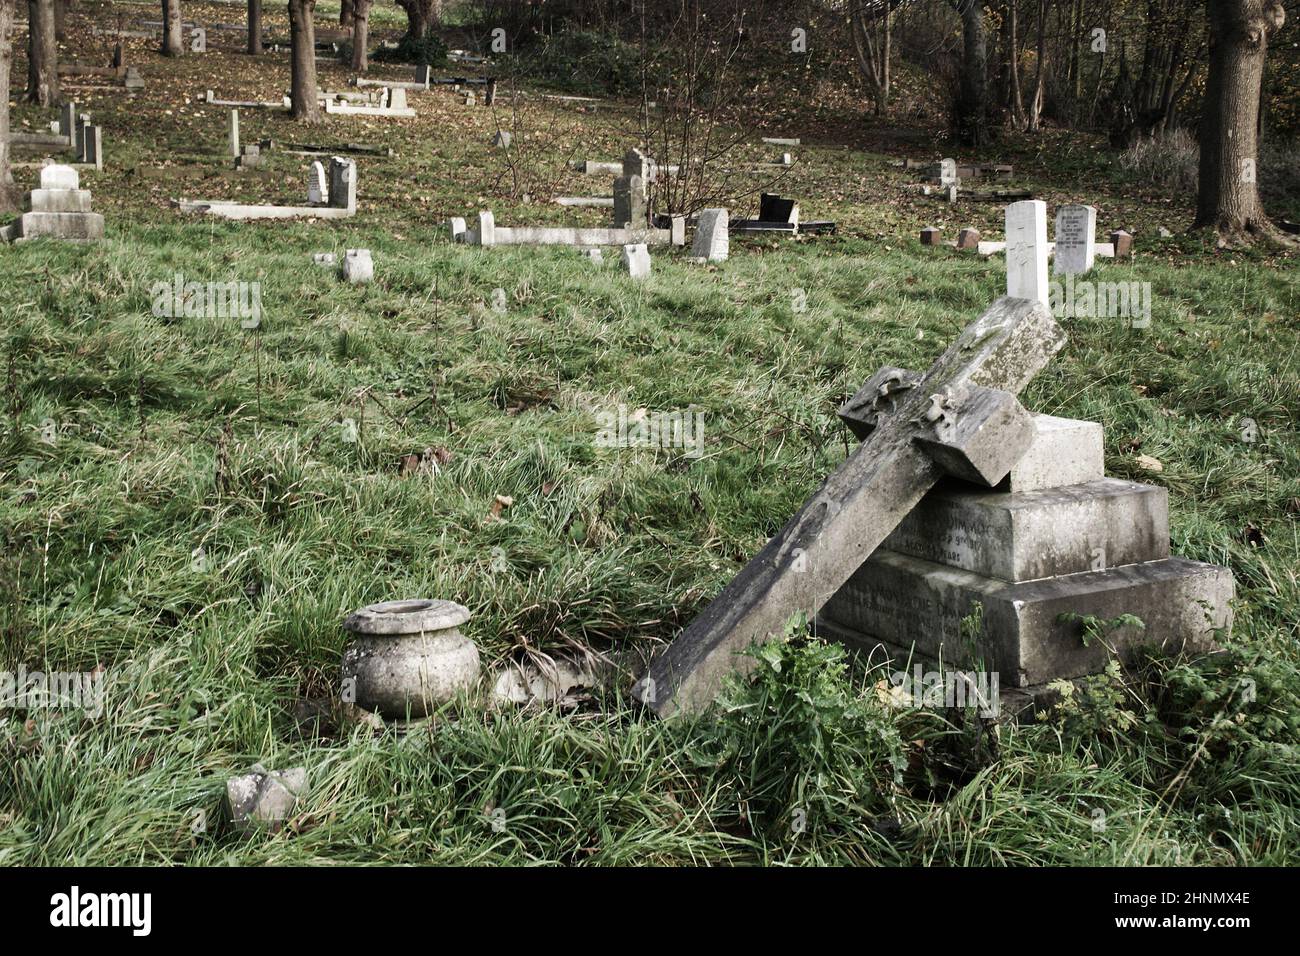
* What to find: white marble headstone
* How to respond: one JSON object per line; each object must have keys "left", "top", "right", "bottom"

{"left": 308, "top": 161, "right": 328, "bottom": 204}
{"left": 1006, "top": 200, "right": 1049, "bottom": 307}
{"left": 621, "top": 243, "right": 651, "bottom": 279}
{"left": 41, "top": 164, "right": 80, "bottom": 191}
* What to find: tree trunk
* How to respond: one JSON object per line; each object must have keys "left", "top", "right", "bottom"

{"left": 248, "top": 0, "right": 262, "bottom": 54}
{"left": 340, "top": 0, "right": 353, "bottom": 29}
{"left": 54, "top": 0, "right": 64, "bottom": 40}
{"left": 351, "top": 0, "right": 371, "bottom": 71}
{"left": 161, "top": 0, "right": 183, "bottom": 56}
{"left": 288, "top": 0, "right": 321, "bottom": 122}
{"left": 951, "top": 0, "right": 989, "bottom": 146}
{"left": 1007, "top": 0, "right": 1024, "bottom": 126}
{"left": 1026, "top": 0, "right": 1048, "bottom": 131}
{"left": 1194, "top": 0, "right": 1286, "bottom": 239}
{"left": 396, "top": 0, "right": 440, "bottom": 45}
{"left": 26, "top": 0, "right": 59, "bottom": 106}
{"left": 0, "top": 0, "right": 17, "bottom": 214}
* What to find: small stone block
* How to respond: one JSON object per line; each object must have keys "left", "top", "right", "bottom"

{"left": 920, "top": 227, "right": 941, "bottom": 246}
{"left": 956, "top": 227, "right": 981, "bottom": 249}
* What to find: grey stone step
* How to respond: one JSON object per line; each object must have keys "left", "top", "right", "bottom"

{"left": 18, "top": 212, "right": 104, "bottom": 242}
{"left": 884, "top": 477, "right": 1169, "bottom": 582}
{"left": 817, "top": 550, "right": 1233, "bottom": 686}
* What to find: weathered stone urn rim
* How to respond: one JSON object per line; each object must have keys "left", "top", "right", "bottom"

{"left": 343, "top": 598, "right": 471, "bottom": 635}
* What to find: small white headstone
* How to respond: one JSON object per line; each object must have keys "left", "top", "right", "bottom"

{"left": 582, "top": 248, "right": 602, "bottom": 262}
{"left": 228, "top": 110, "right": 240, "bottom": 158}
{"left": 388, "top": 87, "right": 408, "bottom": 111}
{"left": 449, "top": 217, "right": 467, "bottom": 242}
{"left": 939, "top": 158, "right": 958, "bottom": 187}
{"left": 313, "top": 253, "right": 336, "bottom": 267}
{"left": 308, "top": 161, "right": 328, "bottom": 204}
{"left": 492, "top": 129, "right": 512, "bottom": 148}
{"left": 691, "top": 208, "right": 729, "bottom": 261}
{"left": 477, "top": 210, "right": 495, "bottom": 246}
{"left": 621, "top": 243, "right": 650, "bottom": 279}
{"left": 40, "top": 164, "right": 80, "bottom": 191}
{"left": 342, "top": 249, "right": 373, "bottom": 283}
{"left": 1053, "top": 204, "right": 1098, "bottom": 275}
{"left": 1006, "top": 200, "right": 1050, "bottom": 307}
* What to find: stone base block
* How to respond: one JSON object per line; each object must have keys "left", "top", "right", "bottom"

{"left": 18, "top": 211, "right": 104, "bottom": 241}
{"left": 995, "top": 414, "right": 1104, "bottom": 492}
{"left": 28, "top": 189, "right": 94, "bottom": 214}
{"left": 885, "top": 477, "right": 1169, "bottom": 582}
{"left": 818, "top": 550, "right": 1233, "bottom": 686}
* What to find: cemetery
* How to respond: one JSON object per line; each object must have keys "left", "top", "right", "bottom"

{"left": 0, "top": 0, "right": 1297, "bottom": 880}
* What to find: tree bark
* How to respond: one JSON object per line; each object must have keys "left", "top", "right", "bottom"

{"left": 1194, "top": 0, "right": 1286, "bottom": 239}
{"left": 351, "top": 0, "right": 371, "bottom": 71}
{"left": 26, "top": 0, "right": 59, "bottom": 106}
{"left": 161, "top": 0, "right": 183, "bottom": 56}
{"left": 248, "top": 0, "right": 262, "bottom": 55}
{"left": 396, "top": 0, "right": 441, "bottom": 45}
{"left": 340, "top": 0, "right": 353, "bottom": 29}
{"left": 1026, "top": 0, "right": 1048, "bottom": 131}
{"left": 288, "top": 0, "right": 321, "bottom": 122}
{"left": 951, "top": 0, "right": 989, "bottom": 146}
{"left": 0, "top": 0, "right": 17, "bottom": 214}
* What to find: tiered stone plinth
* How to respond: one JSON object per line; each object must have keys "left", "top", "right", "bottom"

{"left": 818, "top": 414, "right": 1234, "bottom": 687}
{"left": 16, "top": 165, "right": 104, "bottom": 242}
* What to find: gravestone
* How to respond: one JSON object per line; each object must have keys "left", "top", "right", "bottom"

{"left": 328, "top": 157, "right": 357, "bottom": 211}
{"left": 73, "top": 114, "right": 90, "bottom": 160}
{"left": 388, "top": 87, "right": 408, "bottom": 111}
{"left": 759, "top": 193, "right": 798, "bottom": 224}
{"left": 621, "top": 242, "right": 650, "bottom": 279}
{"left": 821, "top": 407, "right": 1233, "bottom": 690}
{"left": 477, "top": 210, "right": 496, "bottom": 246}
{"left": 414, "top": 64, "right": 431, "bottom": 86}
{"left": 448, "top": 216, "right": 467, "bottom": 242}
{"left": 939, "top": 158, "right": 958, "bottom": 188}
{"left": 612, "top": 174, "right": 646, "bottom": 229}
{"left": 11, "top": 164, "right": 105, "bottom": 242}
{"left": 342, "top": 248, "right": 373, "bottom": 283}
{"left": 637, "top": 296, "right": 1067, "bottom": 716}
{"left": 1006, "top": 200, "right": 1049, "bottom": 307}
{"left": 58, "top": 102, "right": 77, "bottom": 141}
{"left": 582, "top": 248, "right": 602, "bottom": 262}
{"left": 691, "top": 208, "right": 728, "bottom": 261}
{"left": 307, "top": 161, "right": 328, "bottom": 204}
{"left": 920, "top": 226, "right": 941, "bottom": 246}
{"left": 1110, "top": 229, "right": 1133, "bottom": 258}
{"left": 82, "top": 126, "right": 103, "bottom": 170}
{"left": 228, "top": 109, "right": 240, "bottom": 158}
{"left": 957, "top": 227, "right": 981, "bottom": 250}
{"left": 237, "top": 143, "right": 262, "bottom": 168}
{"left": 123, "top": 66, "right": 144, "bottom": 89}
{"left": 492, "top": 129, "right": 512, "bottom": 148}
{"left": 1054, "top": 204, "right": 1097, "bottom": 275}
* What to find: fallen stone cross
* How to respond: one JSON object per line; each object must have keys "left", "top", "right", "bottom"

{"left": 636, "top": 296, "right": 1066, "bottom": 716}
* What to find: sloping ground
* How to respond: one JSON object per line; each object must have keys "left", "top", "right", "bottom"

{"left": 0, "top": 3, "right": 1297, "bottom": 865}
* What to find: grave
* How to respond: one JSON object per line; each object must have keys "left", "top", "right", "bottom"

{"left": 635, "top": 295, "right": 1234, "bottom": 717}
{"left": 456, "top": 210, "right": 685, "bottom": 248}
{"left": 492, "top": 129, "right": 512, "bottom": 148}
{"left": 324, "top": 86, "right": 415, "bottom": 118}
{"left": 3, "top": 164, "right": 105, "bottom": 243}
{"left": 1006, "top": 200, "right": 1050, "bottom": 307}
{"left": 176, "top": 156, "right": 358, "bottom": 220}
{"left": 612, "top": 148, "right": 650, "bottom": 228}
{"left": 307, "top": 161, "right": 328, "bottom": 204}
{"left": 228, "top": 109, "right": 240, "bottom": 158}
{"left": 342, "top": 249, "right": 374, "bottom": 283}
{"left": 621, "top": 243, "right": 651, "bottom": 279}
{"left": 123, "top": 67, "right": 145, "bottom": 90}
{"left": 956, "top": 227, "right": 981, "bottom": 250}
{"left": 819, "top": 410, "right": 1232, "bottom": 692}
{"left": 1053, "top": 204, "right": 1098, "bottom": 275}
{"left": 690, "top": 208, "right": 729, "bottom": 261}
{"left": 731, "top": 193, "right": 836, "bottom": 235}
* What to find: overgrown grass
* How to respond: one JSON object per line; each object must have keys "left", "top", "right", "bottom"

{"left": 0, "top": 3, "right": 1297, "bottom": 866}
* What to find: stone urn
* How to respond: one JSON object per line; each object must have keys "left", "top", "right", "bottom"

{"left": 341, "top": 599, "right": 480, "bottom": 718}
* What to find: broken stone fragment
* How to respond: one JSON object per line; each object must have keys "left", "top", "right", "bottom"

{"left": 224, "top": 765, "right": 308, "bottom": 834}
